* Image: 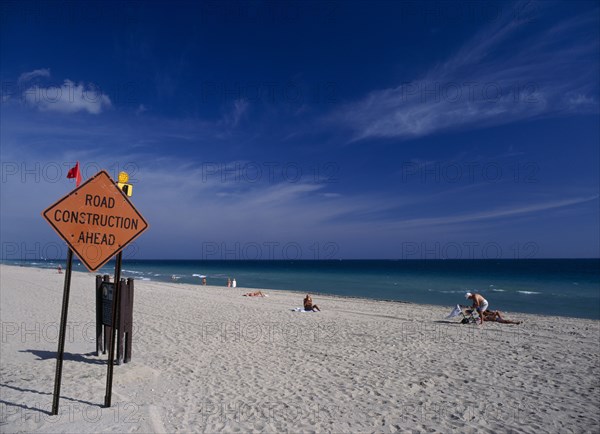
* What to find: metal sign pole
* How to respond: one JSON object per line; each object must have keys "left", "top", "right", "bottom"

{"left": 51, "top": 248, "right": 74, "bottom": 415}
{"left": 104, "top": 251, "right": 123, "bottom": 407}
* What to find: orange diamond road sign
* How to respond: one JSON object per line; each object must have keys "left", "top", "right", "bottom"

{"left": 42, "top": 170, "right": 149, "bottom": 272}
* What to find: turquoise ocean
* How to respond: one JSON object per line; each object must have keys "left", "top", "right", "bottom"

{"left": 4, "top": 259, "right": 599, "bottom": 320}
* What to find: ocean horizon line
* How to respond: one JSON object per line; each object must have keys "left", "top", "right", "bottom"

{"left": 3, "top": 258, "right": 599, "bottom": 320}
{"left": 7, "top": 257, "right": 597, "bottom": 262}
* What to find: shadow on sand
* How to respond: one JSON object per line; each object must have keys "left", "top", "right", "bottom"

{"left": 0, "top": 382, "right": 102, "bottom": 417}
{"left": 20, "top": 349, "right": 106, "bottom": 365}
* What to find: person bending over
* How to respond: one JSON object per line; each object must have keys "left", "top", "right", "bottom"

{"left": 465, "top": 292, "right": 488, "bottom": 325}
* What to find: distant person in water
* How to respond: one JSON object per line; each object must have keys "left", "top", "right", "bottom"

{"left": 304, "top": 294, "right": 320, "bottom": 312}
{"left": 465, "top": 292, "right": 488, "bottom": 325}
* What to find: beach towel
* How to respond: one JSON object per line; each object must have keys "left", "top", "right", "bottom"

{"left": 446, "top": 304, "right": 463, "bottom": 319}
{"left": 291, "top": 307, "right": 314, "bottom": 312}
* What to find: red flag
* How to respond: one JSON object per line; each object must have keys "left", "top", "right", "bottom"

{"left": 66, "top": 162, "right": 82, "bottom": 187}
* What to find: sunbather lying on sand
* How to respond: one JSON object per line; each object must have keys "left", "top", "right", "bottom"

{"left": 464, "top": 307, "right": 521, "bottom": 324}
{"left": 482, "top": 310, "right": 522, "bottom": 324}
{"left": 243, "top": 291, "right": 266, "bottom": 297}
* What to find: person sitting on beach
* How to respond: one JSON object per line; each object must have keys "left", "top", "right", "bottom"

{"left": 303, "top": 294, "right": 320, "bottom": 311}
{"left": 243, "top": 291, "right": 265, "bottom": 297}
{"left": 465, "top": 292, "right": 488, "bottom": 325}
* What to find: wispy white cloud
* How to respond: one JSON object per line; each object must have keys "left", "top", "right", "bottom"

{"left": 387, "top": 195, "right": 599, "bottom": 229}
{"left": 232, "top": 99, "right": 249, "bottom": 126}
{"left": 329, "top": 2, "right": 599, "bottom": 141}
{"left": 135, "top": 104, "right": 148, "bottom": 115}
{"left": 18, "top": 68, "right": 51, "bottom": 84}
{"left": 23, "top": 79, "right": 112, "bottom": 114}
{"left": 218, "top": 98, "right": 249, "bottom": 129}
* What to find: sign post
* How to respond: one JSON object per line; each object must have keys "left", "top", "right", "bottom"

{"left": 104, "top": 251, "right": 122, "bottom": 407}
{"left": 42, "top": 170, "right": 148, "bottom": 412}
{"left": 51, "top": 248, "right": 73, "bottom": 415}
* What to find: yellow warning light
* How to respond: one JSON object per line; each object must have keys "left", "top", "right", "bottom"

{"left": 117, "top": 172, "right": 133, "bottom": 196}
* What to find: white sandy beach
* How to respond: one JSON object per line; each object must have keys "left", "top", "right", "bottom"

{"left": 1, "top": 263, "right": 598, "bottom": 433}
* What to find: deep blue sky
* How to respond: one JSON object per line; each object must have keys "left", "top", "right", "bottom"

{"left": 1, "top": 0, "right": 598, "bottom": 260}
